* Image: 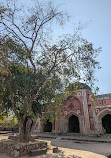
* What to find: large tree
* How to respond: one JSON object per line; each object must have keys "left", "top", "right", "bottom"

{"left": 0, "top": 0, "right": 101, "bottom": 142}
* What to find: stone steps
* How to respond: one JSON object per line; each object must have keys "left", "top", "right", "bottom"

{"left": 29, "top": 148, "right": 47, "bottom": 156}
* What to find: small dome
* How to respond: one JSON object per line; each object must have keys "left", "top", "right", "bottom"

{"left": 68, "top": 82, "right": 91, "bottom": 91}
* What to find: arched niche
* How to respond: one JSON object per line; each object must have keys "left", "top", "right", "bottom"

{"left": 65, "top": 112, "right": 82, "bottom": 133}
{"left": 102, "top": 114, "right": 111, "bottom": 133}
{"left": 97, "top": 108, "right": 111, "bottom": 134}
{"left": 69, "top": 115, "right": 80, "bottom": 133}
{"left": 43, "top": 120, "right": 52, "bottom": 132}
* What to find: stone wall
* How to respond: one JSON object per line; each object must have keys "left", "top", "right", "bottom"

{"left": 34, "top": 90, "right": 111, "bottom": 135}
{"left": 0, "top": 139, "right": 47, "bottom": 157}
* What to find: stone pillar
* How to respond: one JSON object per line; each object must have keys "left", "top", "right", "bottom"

{"left": 92, "top": 108, "right": 100, "bottom": 134}
{"left": 88, "top": 105, "right": 94, "bottom": 131}
{"left": 52, "top": 120, "right": 59, "bottom": 134}
{"left": 82, "top": 90, "right": 90, "bottom": 134}
{"left": 64, "top": 118, "right": 68, "bottom": 133}
{"left": 98, "top": 122, "right": 104, "bottom": 134}
{"left": 34, "top": 117, "right": 43, "bottom": 132}
{"left": 79, "top": 115, "right": 85, "bottom": 133}
{"left": 55, "top": 118, "right": 68, "bottom": 134}
{"left": 59, "top": 118, "right": 65, "bottom": 133}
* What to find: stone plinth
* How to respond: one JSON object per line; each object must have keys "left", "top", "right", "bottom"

{"left": 0, "top": 139, "right": 47, "bottom": 157}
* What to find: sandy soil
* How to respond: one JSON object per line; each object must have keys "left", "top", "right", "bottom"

{"left": 0, "top": 135, "right": 109, "bottom": 158}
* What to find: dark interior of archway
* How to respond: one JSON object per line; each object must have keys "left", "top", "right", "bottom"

{"left": 69, "top": 115, "right": 80, "bottom": 133}
{"left": 44, "top": 120, "right": 52, "bottom": 132}
{"left": 102, "top": 114, "right": 111, "bottom": 133}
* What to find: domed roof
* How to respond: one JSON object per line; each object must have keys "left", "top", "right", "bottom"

{"left": 68, "top": 82, "right": 91, "bottom": 91}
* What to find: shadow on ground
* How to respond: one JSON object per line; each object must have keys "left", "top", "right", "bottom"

{"left": 28, "top": 152, "right": 81, "bottom": 158}
{"left": 0, "top": 152, "right": 81, "bottom": 158}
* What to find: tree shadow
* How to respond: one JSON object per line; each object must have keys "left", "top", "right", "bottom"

{"left": 37, "top": 151, "right": 81, "bottom": 158}
{"left": 0, "top": 151, "right": 81, "bottom": 158}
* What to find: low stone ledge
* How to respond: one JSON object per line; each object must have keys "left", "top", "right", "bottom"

{"left": 29, "top": 148, "right": 47, "bottom": 156}
{"left": 8, "top": 135, "right": 38, "bottom": 142}
{"left": 0, "top": 139, "right": 47, "bottom": 157}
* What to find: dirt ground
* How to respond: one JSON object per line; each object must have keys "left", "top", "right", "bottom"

{"left": 0, "top": 135, "right": 110, "bottom": 158}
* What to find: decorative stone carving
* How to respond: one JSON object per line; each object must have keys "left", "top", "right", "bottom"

{"left": 64, "top": 111, "right": 67, "bottom": 115}
{"left": 96, "top": 109, "right": 100, "bottom": 113}
{"left": 77, "top": 110, "right": 80, "bottom": 114}
{"left": 77, "top": 92, "right": 81, "bottom": 96}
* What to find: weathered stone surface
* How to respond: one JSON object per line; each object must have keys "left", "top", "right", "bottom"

{"left": 53, "top": 147, "right": 59, "bottom": 153}
{"left": 8, "top": 135, "right": 19, "bottom": 141}
{"left": 0, "top": 139, "right": 47, "bottom": 157}
{"left": 35, "top": 89, "right": 111, "bottom": 136}
{"left": 8, "top": 135, "right": 38, "bottom": 142}
{"left": 29, "top": 148, "right": 47, "bottom": 156}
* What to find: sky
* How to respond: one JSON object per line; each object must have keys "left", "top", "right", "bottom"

{"left": 51, "top": 0, "right": 111, "bottom": 95}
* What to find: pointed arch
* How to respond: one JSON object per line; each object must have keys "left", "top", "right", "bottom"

{"left": 97, "top": 108, "right": 111, "bottom": 133}
{"left": 68, "top": 115, "right": 80, "bottom": 133}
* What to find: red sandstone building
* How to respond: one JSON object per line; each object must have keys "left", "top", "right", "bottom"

{"left": 35, "top": 87, "right": 111, "bottom": 135}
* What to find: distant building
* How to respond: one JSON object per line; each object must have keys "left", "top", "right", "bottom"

{"left": 34, "top": 85, "right": 111, "bottom": 135}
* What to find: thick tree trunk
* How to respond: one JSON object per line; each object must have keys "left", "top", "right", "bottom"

{"left": 19, "top": 115, "right": 33, "bottom": 142}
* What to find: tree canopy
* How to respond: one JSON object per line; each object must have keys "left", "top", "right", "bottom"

{"left": 0, "top": 0, "right": 101, "bottom": 142}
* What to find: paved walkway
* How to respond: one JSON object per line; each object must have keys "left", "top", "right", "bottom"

{"left": 36, "top": 132, "right": 111, "bottom": 143}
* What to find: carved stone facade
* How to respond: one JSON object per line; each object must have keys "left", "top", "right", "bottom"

{"left": 34, "top": 89, "right": 111, "bottom": 135}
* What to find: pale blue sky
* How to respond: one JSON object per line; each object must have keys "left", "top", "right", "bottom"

{"left": 52, "top": 0, "right": 111, "bottom": 95}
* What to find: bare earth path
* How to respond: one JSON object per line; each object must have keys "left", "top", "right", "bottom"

{"left": 0, "top": 135, "right": 110, "bottom": 158}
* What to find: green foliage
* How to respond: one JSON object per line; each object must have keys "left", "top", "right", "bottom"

{"left": 0, "top": 1, "right": 101, "bottom": 132}
{"left": 0, "top": 37, "right": 28, "bottom": 66}
{"left": 5, "top": 115, "right": 18, "bottom": 127}
{"left": 0, "top": 119, "right": 4, "bottom": 124}
{"left": 32, "top": 71, "right": 65, "bottom": 117}
{"left": 0, "top": 37, "right": 35, "bottom": 117}
{"left": 0, "top": 114, "right": 18, "bottom": 128}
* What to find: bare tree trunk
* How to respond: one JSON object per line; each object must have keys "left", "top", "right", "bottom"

{"left": 19, "top": 115, "right": 33, "bottom": 142}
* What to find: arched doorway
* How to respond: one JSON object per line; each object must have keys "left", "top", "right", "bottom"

{"left": 102, "top": 114, "right": 111, "bottom": 133}
{"left": 44, "top": 120, "right": 52, "bottom": 132}
{"left": 69, "top": 115, "right": 80, "bottom": 133}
